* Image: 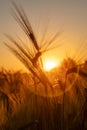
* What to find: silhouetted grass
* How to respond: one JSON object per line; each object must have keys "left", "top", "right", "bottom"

{"left": 0, "top": 59, "right": 87, "bottom": 130}
{"left": 1, "top": 2, "right": 87, "bottom": 130}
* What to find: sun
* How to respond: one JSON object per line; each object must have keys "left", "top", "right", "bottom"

{"left": 44, "top": 60, "right": 59, "bottom": 71}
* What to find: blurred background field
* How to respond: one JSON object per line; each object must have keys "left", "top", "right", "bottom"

{"left": 0, "top": 58, "right": 87, "bottom": 130}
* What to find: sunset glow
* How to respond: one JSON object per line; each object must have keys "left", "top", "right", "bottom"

{"left": 44, "top": 60, "right": 59, "bottom": 71}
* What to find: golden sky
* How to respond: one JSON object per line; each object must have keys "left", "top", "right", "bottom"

{"left": 0, "top": 0, "right": 87, "bottom": 71}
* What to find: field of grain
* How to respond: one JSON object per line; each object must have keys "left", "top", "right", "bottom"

{"left": 1, "top": 2, "right": 87, "bottom": 130}
{"left": 0, "top": 59, "right": 87, "bottom": 130}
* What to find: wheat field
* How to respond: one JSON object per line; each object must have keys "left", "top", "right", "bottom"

{"left": 1, "top": 2, "right": 87, "bottom": 130}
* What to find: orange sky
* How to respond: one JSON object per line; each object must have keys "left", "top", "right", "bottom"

{"left": 0, "top": 0, "right": 87, "bottom": 71}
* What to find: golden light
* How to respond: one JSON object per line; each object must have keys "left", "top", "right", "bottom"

{"left": 44, "top": 60, "right": 59, "bottom": 71}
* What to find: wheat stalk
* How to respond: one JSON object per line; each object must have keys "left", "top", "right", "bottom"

{"left": 4, "top": 2, "right": 61, "bottom": 94}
